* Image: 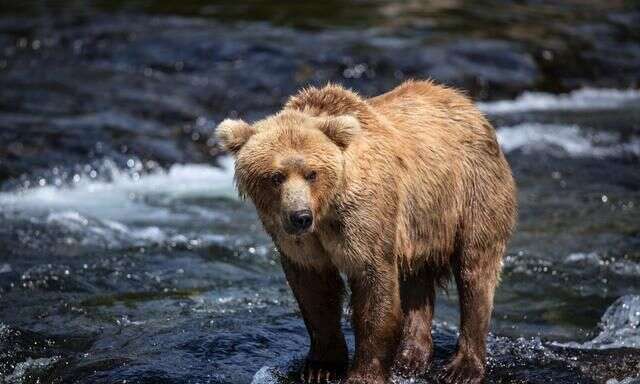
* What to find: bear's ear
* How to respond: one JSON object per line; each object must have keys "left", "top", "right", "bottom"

{"left": 216, "top": 119, "right": 257, "bottom": 155}
{"left": 317, "top": 115, "right": 361, "bottom": 149}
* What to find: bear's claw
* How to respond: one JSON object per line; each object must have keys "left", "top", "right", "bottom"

{"left": 300, "top": 359, "right": 346, "bottom": 383}
{"left": 393, "top": 341, "right": 433, "bottom": 377}
{"left": 437, "top": 353, "right": 484, "bottom": 384}
{"left": 343, "top": 374, "right": 386, "bottom": 384}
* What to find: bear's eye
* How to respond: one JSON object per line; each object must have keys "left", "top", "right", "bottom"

{"left": 270, "top": 172, "right": 285, "bottom": 187}
{"left": 305, "top": 171, "right": 317, "bottom": 182}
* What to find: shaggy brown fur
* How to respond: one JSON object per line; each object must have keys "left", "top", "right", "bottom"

{"left": 216, "top": 80, "right": 517, "bottom": 384}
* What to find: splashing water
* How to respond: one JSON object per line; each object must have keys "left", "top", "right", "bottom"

{"left": 554, "top": 295, "right": 640, "bottom": 350}
{"left": 0, "top": 157, "right": 237, "bottom": 221}
{"left": 496, "top": 124, "right": 640, "bottom": 157}
{"left": 478, "top": 88, "right": 640, "bottom": 114}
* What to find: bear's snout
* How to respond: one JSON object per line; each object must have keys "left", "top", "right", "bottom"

{"left": 286, "top": 209, "right": 313, "bottom": 234}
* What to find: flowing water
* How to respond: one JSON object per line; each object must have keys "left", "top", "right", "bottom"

{"left": 1, "top": 2, "right": 639, "bottom": 384}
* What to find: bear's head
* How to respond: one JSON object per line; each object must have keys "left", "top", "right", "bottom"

{"left": 216, "top": 110, "right": 360, "bottom": 236}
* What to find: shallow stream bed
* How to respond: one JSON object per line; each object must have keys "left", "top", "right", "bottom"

{"left": 1, "top": 2, "right": 639, "bottom": 383}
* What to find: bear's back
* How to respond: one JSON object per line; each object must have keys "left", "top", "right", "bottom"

{"left": 368, "top": 80, "right": 515, "bottom": 269}
{"left": 368, "top": 80, "right": 499, "bottom": 154}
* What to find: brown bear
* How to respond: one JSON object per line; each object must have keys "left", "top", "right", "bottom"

{"left": 216, "top": 80, "right": 517, "bottom": 384}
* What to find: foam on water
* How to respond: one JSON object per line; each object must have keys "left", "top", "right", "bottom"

{"left": 553, "top": 295, "right": 640, "bottom": 350}
{"left": 0, "top": 157, "right": 239, "bottom": 249}
{"left": 478, "top": 88, "right": 640, "bottom": 114}
{"left": 496, "top": 123, "right": 640, "bottom": 157}
{"left": 606, "top": 378, "right": 640, "bottom": 384}
{"left": 564, "top": 253, "right": 640, "bottom": 277}
{"left": 3, "top": 356, "right": 61, "bottom": 384}
{"left": 0, "top": 323, "right": 8, "bottom": 337}
{"left": 251, "top": 366, "right": 280, "bottom": 384}
{"left": 44, "top": 210, "right": 170, "bottom": 247}
{"left": 0, "top": 157, "right": 237, "bottom": 222}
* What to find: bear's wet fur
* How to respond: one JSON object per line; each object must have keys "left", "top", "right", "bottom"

{"left": 217, "top": 80, "right": 517, "bottom": 384}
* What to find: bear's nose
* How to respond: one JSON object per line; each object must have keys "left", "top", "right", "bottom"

{"left": 289, "top": 209, "right": 313, "bottom": 231}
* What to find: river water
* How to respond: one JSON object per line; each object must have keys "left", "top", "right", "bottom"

{"left": 0, "top": 2, "right": 639, "bottom": 384}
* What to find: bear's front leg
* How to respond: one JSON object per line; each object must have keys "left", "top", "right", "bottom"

{"left": 281, "top": 257, "right": 348, "bottom": 383}
{"left": 346, "top": 263, "right": 402, "bottom": 384}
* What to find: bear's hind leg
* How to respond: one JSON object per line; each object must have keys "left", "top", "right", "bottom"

{"left": 281, "top": 257, "right": 348, "bottom": 383}
{"left": 393, "top": 267, "right": 435, "bottom": 377}
{"left": 439, "top": 243, "right": 504, "bottom": 384}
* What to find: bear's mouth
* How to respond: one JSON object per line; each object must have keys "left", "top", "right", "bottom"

{"left": 284, "top": 227, "right": 312, "bottom": 236}
{"left": 282, "top": 222, "right": 314, "bottom": 236}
